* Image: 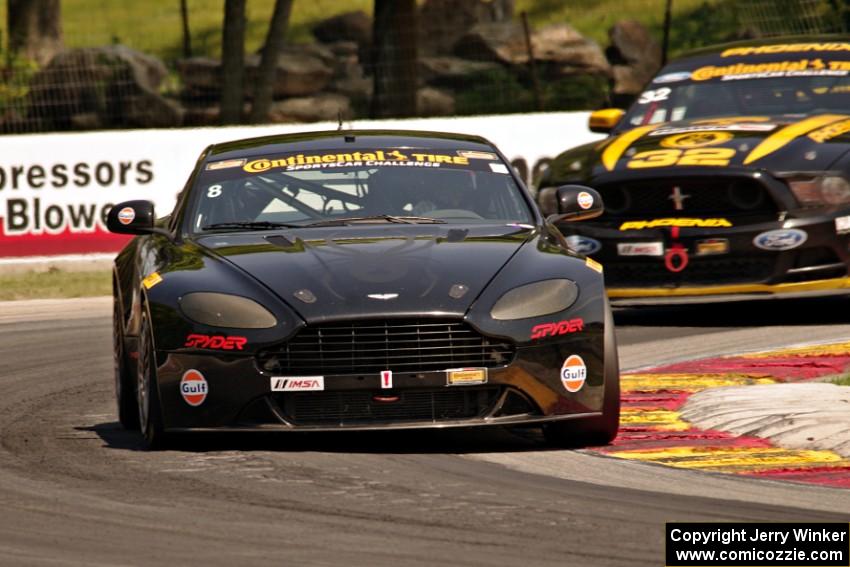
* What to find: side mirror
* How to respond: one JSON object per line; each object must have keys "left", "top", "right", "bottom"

{"left": 106, "top": 200, "right": 162, "bottom": 235}
{"left": 588, "top": 108, "right": 625, "bottom": 134}
{"left": 538, "top": 185, "right": 603, "bottom": 223}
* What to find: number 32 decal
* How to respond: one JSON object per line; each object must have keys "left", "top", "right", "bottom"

{"left": 627, "top": 148, "right": 736, "bottom": 169}
{"left": 637, "top": 88, "right": 671, "bottom": 104}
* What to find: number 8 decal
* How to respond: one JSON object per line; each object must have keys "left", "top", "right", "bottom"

{"left": 207, "top": 184, "right": 222, "bottom": 198}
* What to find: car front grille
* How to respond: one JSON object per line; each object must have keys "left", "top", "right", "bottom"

{"left": 605, "top": 256, "right": 775, "bottom": 287}
{"left": 258, "top": 319, "right": 516, "bottom": 375}
{"left": 596, "top": 176, "right": 779, "bottom": 222}
{"left": 277, "top": 387, "right": 501, "bottom": 426}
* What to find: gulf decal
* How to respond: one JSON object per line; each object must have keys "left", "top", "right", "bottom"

{"left": 117, "top": 207, "right": 135, "bottom": 225}
{"left": 561, "top": 355, "right": 587, "bottom": 393}
{"left": 180, "top": 370, "right": 208, "bottom": 406}
{"left": 743, "top": 114, "right": 848, "bottom": 164}
{"left": 601, "top": 125, "right": 658, "bottom": 171}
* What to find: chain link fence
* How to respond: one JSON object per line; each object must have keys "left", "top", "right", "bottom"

{"left": 0, "top": 0, "right": 846, "bottom": 135}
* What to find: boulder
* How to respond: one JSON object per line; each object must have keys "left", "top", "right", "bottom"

{"left": 176, "top": 57, "right": 220, "bottom": 95}
{"left": 533, "top": 24, "right": 610, "bottom": 76}
{"left": 419, "top": 0, "right": 514, "bottom": 56}
{"left": 454, "top": 21, "right": 525, "bottom": 64}
{"left": 312, "top": 11, "right": 372, "bottom": 52}
{"left": 269, "top": 93, "right": 351, "bottom": 123}
{"left": 178, "top": 49, "right": 333, "bottom": 99}
{"left": 258, "top": 50, "right": 333, "bottom": 97}
{"left": 27, "top": 45, "right": 182, "bottom": 130}
{"left": 418, "top": 56, "right": 501, "bottom": 87}
{"left": 417, "top": 87, "right": 455, "bottom": 116}
{"left": 606, "top": 20, "right": 661, "bottom": 95}
{"left": 455, "top": 22, "right": 610, "bottom": 76}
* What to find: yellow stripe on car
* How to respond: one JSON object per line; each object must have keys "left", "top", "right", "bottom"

{"left": 601, "top": 125, "right": 658, "bottom": 171}
{"left": 743, "top": 114, "right": 848, "bottom": 164}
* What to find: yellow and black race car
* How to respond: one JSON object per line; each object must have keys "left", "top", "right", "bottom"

{"left": 538, "top": 35, "right": 850, "bottom": 304}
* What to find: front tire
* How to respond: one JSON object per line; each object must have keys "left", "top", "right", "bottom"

{"left": 137, "top": 308, "right": 168, "bottom": 449}
{"left": 113, "top": 285, "right": 139, "bottom": 430}
{"left": 544, "top": 297, "right": 620, "bottom": 447}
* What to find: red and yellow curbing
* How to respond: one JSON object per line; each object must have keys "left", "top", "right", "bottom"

{"left": 593, "top": 342, "right": 850, "bottom": 488}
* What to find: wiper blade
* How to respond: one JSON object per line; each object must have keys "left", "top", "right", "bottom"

{"left": 202, "top": 221, "right": 303, "bottom": 231}
{"left": 303, "top": 215, "right": 447, "bottom": 227}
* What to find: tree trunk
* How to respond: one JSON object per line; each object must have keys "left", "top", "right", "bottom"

{"left": 220, "top": 0, "right": 246, "bottom": 125}
{"left": 7, "top": 0, "right": 63, "bottom": 65}
{"left": 371, "top": 0, "right": 418, "bottom": 118}
{"left": 180, "top": 0, "right": 192, "bottom": 58}
{"left": 249, "top": 0, "right": 294, "bottom": 124}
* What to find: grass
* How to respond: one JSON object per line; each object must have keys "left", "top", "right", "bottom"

{"left": 39, "top": 0, "right": 371, "bottom": 60}
{"left": 830, "top": 374, "right": 850, "bottom": 387}
{"left": 0, "top": 268, "right": 111, "bottom": 301}
{"left": 0, "top": 0, "right": 740, "bottom": 63}
{"left": 516, "top": 0, "right": 729, "bottom": 50}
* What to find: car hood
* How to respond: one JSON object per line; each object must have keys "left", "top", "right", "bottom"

{"left": 195, "top": 224, "right": 533, "bottom": 323}
{"left": 590, "top": 113, "right": 850, "bottom": 175}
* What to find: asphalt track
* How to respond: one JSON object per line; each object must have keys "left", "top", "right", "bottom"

{"left": 2, "top": 296, "right": 850, "bottom": 566}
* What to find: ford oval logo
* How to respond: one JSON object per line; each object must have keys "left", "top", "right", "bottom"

{"left": 753, "top": 229, "right": 807, "bottom": 251}
{"left": 566, "top": 235, "right": 602, "bottom": 255}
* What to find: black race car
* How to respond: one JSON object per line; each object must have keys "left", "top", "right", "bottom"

{"left": 538, "top": 35, "right": 850, "bottom": 304}
{"left": 108, "top": 130, "right": 618, "bottom": 448}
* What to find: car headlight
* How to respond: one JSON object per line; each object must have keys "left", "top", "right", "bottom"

{"left": 179, "top": 292, "right": 277, "bottom": 328}
{"left": 490, "top": 279, "right": 578, "bottom": 321}
{"left": 787, "top": 175, "right": 850, "bottom": 206}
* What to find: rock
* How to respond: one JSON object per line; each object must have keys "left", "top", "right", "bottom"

{"left": 312, "top": 11, "right": 372, "bottom": 51}
{"left": 610, "top": 65, "right": 648, "bottom": 96}
{"left": 417, "top": 87, "right": 455, "bottom": 116}
{"left": 419, "top": 0, "right": 514, "bottom": 56}
{"left": 27, "top": 45, "right": 182, "bottom": 130}
{"left": 329, "top": 66, "right": 372, "bottom": 100}
{"left": 455, "top": 22, "right": 610, "bottom": 76}
{"left": 176, "top": 57, "right": 220, "bottom": 95}
{"left": 178, "top": 50, "right": 333, "bottom": 99}
{"left": 325, "top": 40, "right": 359, "bottom": 58}
{"left": 533, "top": 24, "right": 610, "bottom": 75}
{"left": 269, "top": 93, "right": 351, "bottom": 123}
{"left": 607, "top": 20, "right": 661, "bottom": 66}
{"left": 259, "top": 50, "right": 333, "bottom": 97}
{"left": 607, "top": 20, "right": 661, "bottom": 95}
{"left": 454, "top": 21, "right": 524, "bottom": 64}
{"left": 419, "top": 56, "right": 501, "bottom": 87}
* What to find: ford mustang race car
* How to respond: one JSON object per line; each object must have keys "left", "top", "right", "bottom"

{"left": 108, "top": 130, "right": 618, "bottom": 449}
{"left": 538, "top": 35, "right": 850, "bottom": 304}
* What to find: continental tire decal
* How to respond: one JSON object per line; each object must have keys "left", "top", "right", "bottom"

{"left": 601, "top": 125, "right": 658, "bottom": 171}
{"left": 743, "top": 114, "right": 848, "bottom": 164}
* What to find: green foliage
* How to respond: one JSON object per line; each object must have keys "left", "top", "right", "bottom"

{"left": 0, "top": 51, "right": 38, "bottom": 117}
{"left": 455, "top": 67, "right": 534, "bottom": 115}
{"left": 455, "top": 66, "right": 608, "bottom": 116}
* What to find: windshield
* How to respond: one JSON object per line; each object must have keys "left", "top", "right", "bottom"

{"left": 619, "top": 42, "right": 850, "bottom": 131}
{"left": 188, "top": 147, "right": 533, "bottom": 232}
